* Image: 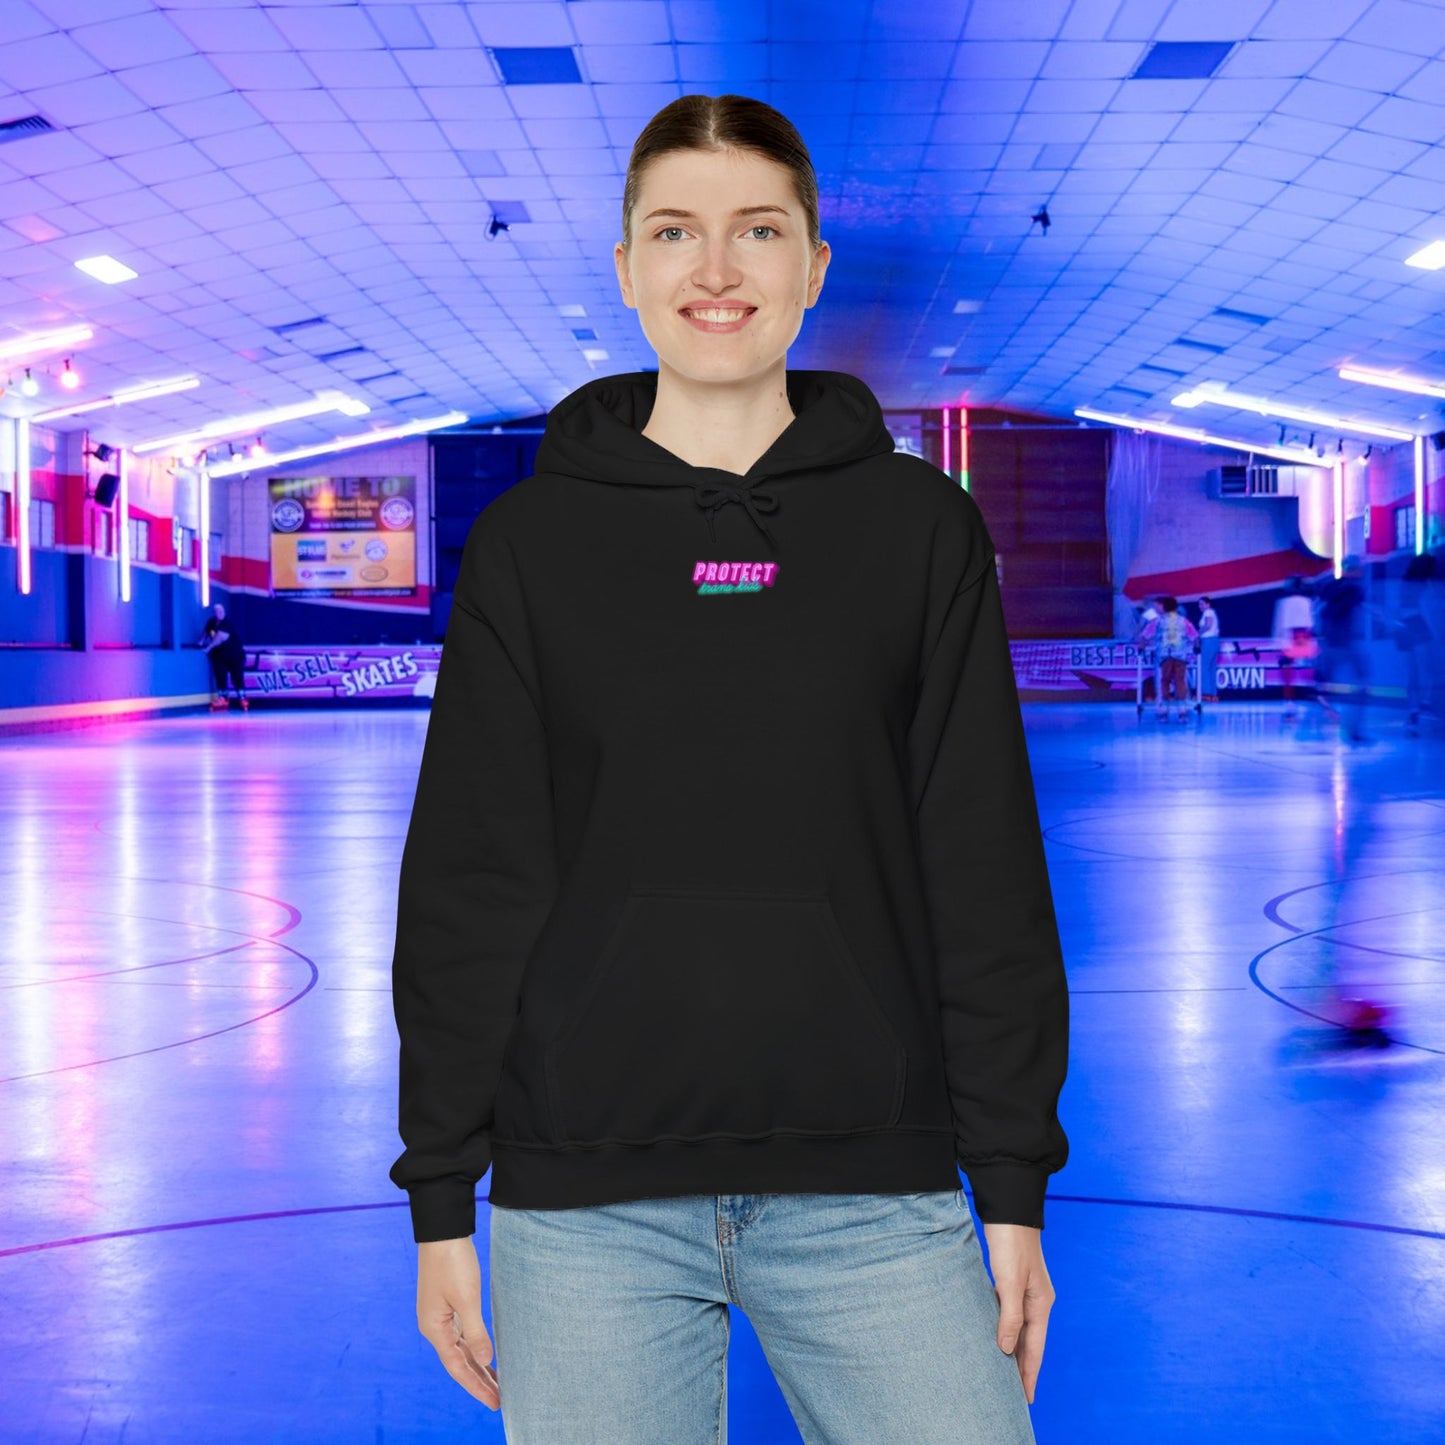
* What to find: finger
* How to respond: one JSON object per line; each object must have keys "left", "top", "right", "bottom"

{"left": 1016, "top": 1314, "right": 1049, "bottom": 1404}
{"left": 421, "top": 1315, "right": 501, "bottom": 1410}
{"left": 995, "top": 1287, "right": 1024, "bottom": 1356}
{"left": 433, "top": 1333, "right": 500, "bottom": 1407}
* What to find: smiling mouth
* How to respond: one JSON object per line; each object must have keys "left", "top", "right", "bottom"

{"left": 680, "top": 306, "right": 756, "bottom": 320}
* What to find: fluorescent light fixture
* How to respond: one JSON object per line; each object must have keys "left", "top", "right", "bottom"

{"left": 1332, "top": 459, "right": 1344, "bottom": 578}
{"left": 204, "top": 412, "right": 468, "bottom": 478}
{"left": 1171, "top": 383, "right": 1414, "bottom": 441}
{"left": 132, "top": 390, "right": 371, "bottom": 455}
{"left": 75, "top": 255, "right": 139, "bottom": 284}
{"left": 582, "top": 348, "right": 610, "bottom": 362}
{"left": 17, "top": 416, "right": 32, "bottom": 595}
{"left": 1338, "top": 365, "right": 1445, "bottom": 401}
{"left": 1404, "top": 240, "right": 1445, "bottom": 271}
{"left": 0, "top": 324, "right": 94, "bottom": 362}
{"left": 119, "top": 446, "right": 131, "bottom": 605}
{"left": 1074, "top": 407, "right": 1333, "bottom": 467}
{"left": 1416, "top": 435, "right": 1426, "bottom": 556}
{"left": 32, "top": 374, "right": 202, "bottom": 422}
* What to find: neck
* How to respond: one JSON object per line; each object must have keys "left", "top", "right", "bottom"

{"left": 640, "top": 361, "right": 794, "bottom": 475}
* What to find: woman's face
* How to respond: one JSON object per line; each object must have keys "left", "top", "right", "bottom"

{"left": 614, "top": 146, "right": 830, "bottom": 386}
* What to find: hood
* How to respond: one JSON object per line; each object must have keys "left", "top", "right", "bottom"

{"left": 532, "top": 369, "right": 897, "bottom": 551}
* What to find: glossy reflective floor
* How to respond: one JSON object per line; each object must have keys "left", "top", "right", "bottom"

{"left": 3, "top": 703, "right": 1443, "bottom": 1444}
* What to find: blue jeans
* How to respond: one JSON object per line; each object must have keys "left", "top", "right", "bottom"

{"left": 488, "top": 1190, "right": 1037, "bottom": 1444}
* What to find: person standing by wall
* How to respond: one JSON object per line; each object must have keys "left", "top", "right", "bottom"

{"left": 1196, "top": 596, "right": 1221, "bottom": 703}
{"left": 199, "top": 602, "right": 248, "bottom": 713}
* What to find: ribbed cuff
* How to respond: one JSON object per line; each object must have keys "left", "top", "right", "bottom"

{"left": 961, "top": 1162, "right": 1050, "bottom": 1229}
{"left": 407, "top": 1176, "right": 479, "bottom": 1243}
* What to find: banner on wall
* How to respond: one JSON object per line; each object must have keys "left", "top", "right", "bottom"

{"left": 1009, "top": 638, "right": 1306, "bottom": 698}
{"left": 244, "top": 645, "right": 440, "bottom": 700}
{"left": 237, "top": 639, "right": 1307, "bottom": 706}
{"left": 269, "top": 475, "right": 417, "bottom": 597}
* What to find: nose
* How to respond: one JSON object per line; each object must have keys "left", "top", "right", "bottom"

{"left": 691, "top": 234, "right": 744, "bottom": 293}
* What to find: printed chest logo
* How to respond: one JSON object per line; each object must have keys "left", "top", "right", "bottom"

{"left": 693, "top": 560, "right": 779, "bottom": 595}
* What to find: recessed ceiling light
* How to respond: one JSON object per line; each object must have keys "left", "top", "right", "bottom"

{"left": 31, "top": 374, "right": 202, "bottom": 422}
{"left": 204, "top": 412, "right": 469, "bottom": 478}
{"left": 1074, "top": 407, "right": 1332, "bottom": 467}
{"left": 953, "top": 300, "right": 983, "bottom": 314}
{"left": 75, "top": 255, "right": 139, "bottom": 284}
{"left": 1338, "top": 365, "right": 1445, "bottom": 401}
{"left": 132, "top": 391, "right": 371, "bottom": 455}
{"left": 1403, "top": 240, "right": 1445, "bottom": 271}
{"left": 1170, "top": 383, "right": 1414, "bottom": 441}
{"left": 0, "top": 324, "right": 94, "bottom": 362}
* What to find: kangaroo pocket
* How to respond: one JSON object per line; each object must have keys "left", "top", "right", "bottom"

{"left": 544, "top": 887, "right": 907, "bottom": 1146}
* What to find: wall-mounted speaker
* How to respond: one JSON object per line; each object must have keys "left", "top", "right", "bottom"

{"left": 93, "top": 472, "right": 120, "bottom": 507}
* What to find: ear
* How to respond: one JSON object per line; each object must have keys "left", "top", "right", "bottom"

{"left": 805, "top": 239, "right": 831, "bottom": 309}
{"left": 614, "top": 241, "right": 635, "bottom": 310}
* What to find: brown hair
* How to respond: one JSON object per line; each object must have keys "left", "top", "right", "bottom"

{"left": 620, "top": 93, "right": 821, "bottom": 252}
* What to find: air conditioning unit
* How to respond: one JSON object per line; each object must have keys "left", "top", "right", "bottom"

{"left": 1209, "top": 463, "right": 1314, "bottom": 498}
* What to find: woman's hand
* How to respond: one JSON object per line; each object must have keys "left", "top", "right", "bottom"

{"left": 416, "top": 1237, "right": 500, "bottom": 1410}
{"left": 980, "top": 1221, "right": 1055, "bottom": 1404}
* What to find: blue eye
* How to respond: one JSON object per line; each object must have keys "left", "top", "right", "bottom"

{"left": 750, "top": 225, "right": 776, "bottom": 239}
{"left": 657, "top": 226, "right": 685, "bottom": 241}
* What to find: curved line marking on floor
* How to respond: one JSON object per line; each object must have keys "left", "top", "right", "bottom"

{"left": 1263, "top": 870, "right": 1444, "bottom": 936}
{"left": 1248, "top": 913, "right": 1445, "bottom": 1056}
{"left": 4, "top": 1190, "right": 1440, "bottom": 1259}
{"left": 0, "top": 879, "right": 318, "bottom": 1082}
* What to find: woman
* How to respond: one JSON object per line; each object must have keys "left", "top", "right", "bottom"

{"left": 389, "top": 94, "right": 1070, "bottom": 1443}
{"left": 1197, "top": 595, "right": 1221, "bottom": 702}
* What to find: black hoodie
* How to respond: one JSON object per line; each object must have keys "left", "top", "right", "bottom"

{"left": 389, "top": 369, "right": 1070, "bottom": 1243}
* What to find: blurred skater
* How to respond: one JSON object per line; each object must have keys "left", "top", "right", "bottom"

{"left": 1271, "top": 577, "right": 1320, "bottom": 721}
{"left": 1395, "top": 554, "right": 1436, "bottom": 735}
{"left": 1315, "top": 558, "right": 1370, "bottom": 744}
{"left": 199, "top": 603, "right": 249, "bottom": 713}
{"left": 1196, "top": 595, "right": 1220, "bottom": 702}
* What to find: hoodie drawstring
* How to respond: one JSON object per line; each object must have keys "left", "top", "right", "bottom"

{"left": 692, "top": 479, "right": 780, "bottom": 551}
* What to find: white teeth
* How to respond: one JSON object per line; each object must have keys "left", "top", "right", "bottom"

{"left": 685, "top": 308, "right": 752, "bottom": 322}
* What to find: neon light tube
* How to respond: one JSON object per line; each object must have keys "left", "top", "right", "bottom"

{"left": 1333, "top": 459, "right": 1344, "bottom": 578}
{"left": 132, "top": 391, "right": 371, "bottom": 456}
{"left": 0, "top": 325, "right": 94, "bottom": 363}
{"left": 33, "top": 375, "right": 201, "bottom": 423}
{"left": 199, "top": 462, "right": 210, "bottom": 608}
{"left": 1073, "top": 408, "right": 1333, "bottom": 467}
{"left": 118, "top": 447, "right": 131, "bottom": 605}
{"left": 959, "top": 407, "right": 969, "bottom": 492}
{"left": 942, "top": 406, "right": 951, "bottom": 478}
{"left": 1416, "top": 435, "right": 1426, "bottom": 556}
{"left": 1171, "top": 384, "right": 1414, "bottom": 441}
{"left": 204, "top": 412, "right": 469, "bottom": 478}
{"left": 16, "top": 417, "right": 31, "bottom": 595}
{"left": 1338, "top": 366, "right": 1445, "bottom": 401}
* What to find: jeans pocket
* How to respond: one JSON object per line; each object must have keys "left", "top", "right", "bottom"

{"left": 545, "top": 887, "right": 906, "bottom": 1146}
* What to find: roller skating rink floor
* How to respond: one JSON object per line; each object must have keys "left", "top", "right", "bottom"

{"left": 2, "top": 701, "right": 1442, "bottom": 1443}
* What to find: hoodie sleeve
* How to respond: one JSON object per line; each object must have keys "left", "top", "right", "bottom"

{"left": 907, "top": 496, "right": 1070, "bottom": 1230}
{"left": 388, "top": 512, "right": 559, "bottom": 1243}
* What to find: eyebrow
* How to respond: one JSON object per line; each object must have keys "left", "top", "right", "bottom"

{"left": 640, "top": 205, "right": 791, "bottom": 222}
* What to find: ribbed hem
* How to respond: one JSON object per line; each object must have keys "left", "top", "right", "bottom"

{"left": 961, "top": 1162, "right": 1051, "bottom": 1229}
{"left": 407, "top": 1175, "right": 480, "bottom": 1243}
{"left": 487, "top": 1128, "right": 958, "bottom": 1208}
